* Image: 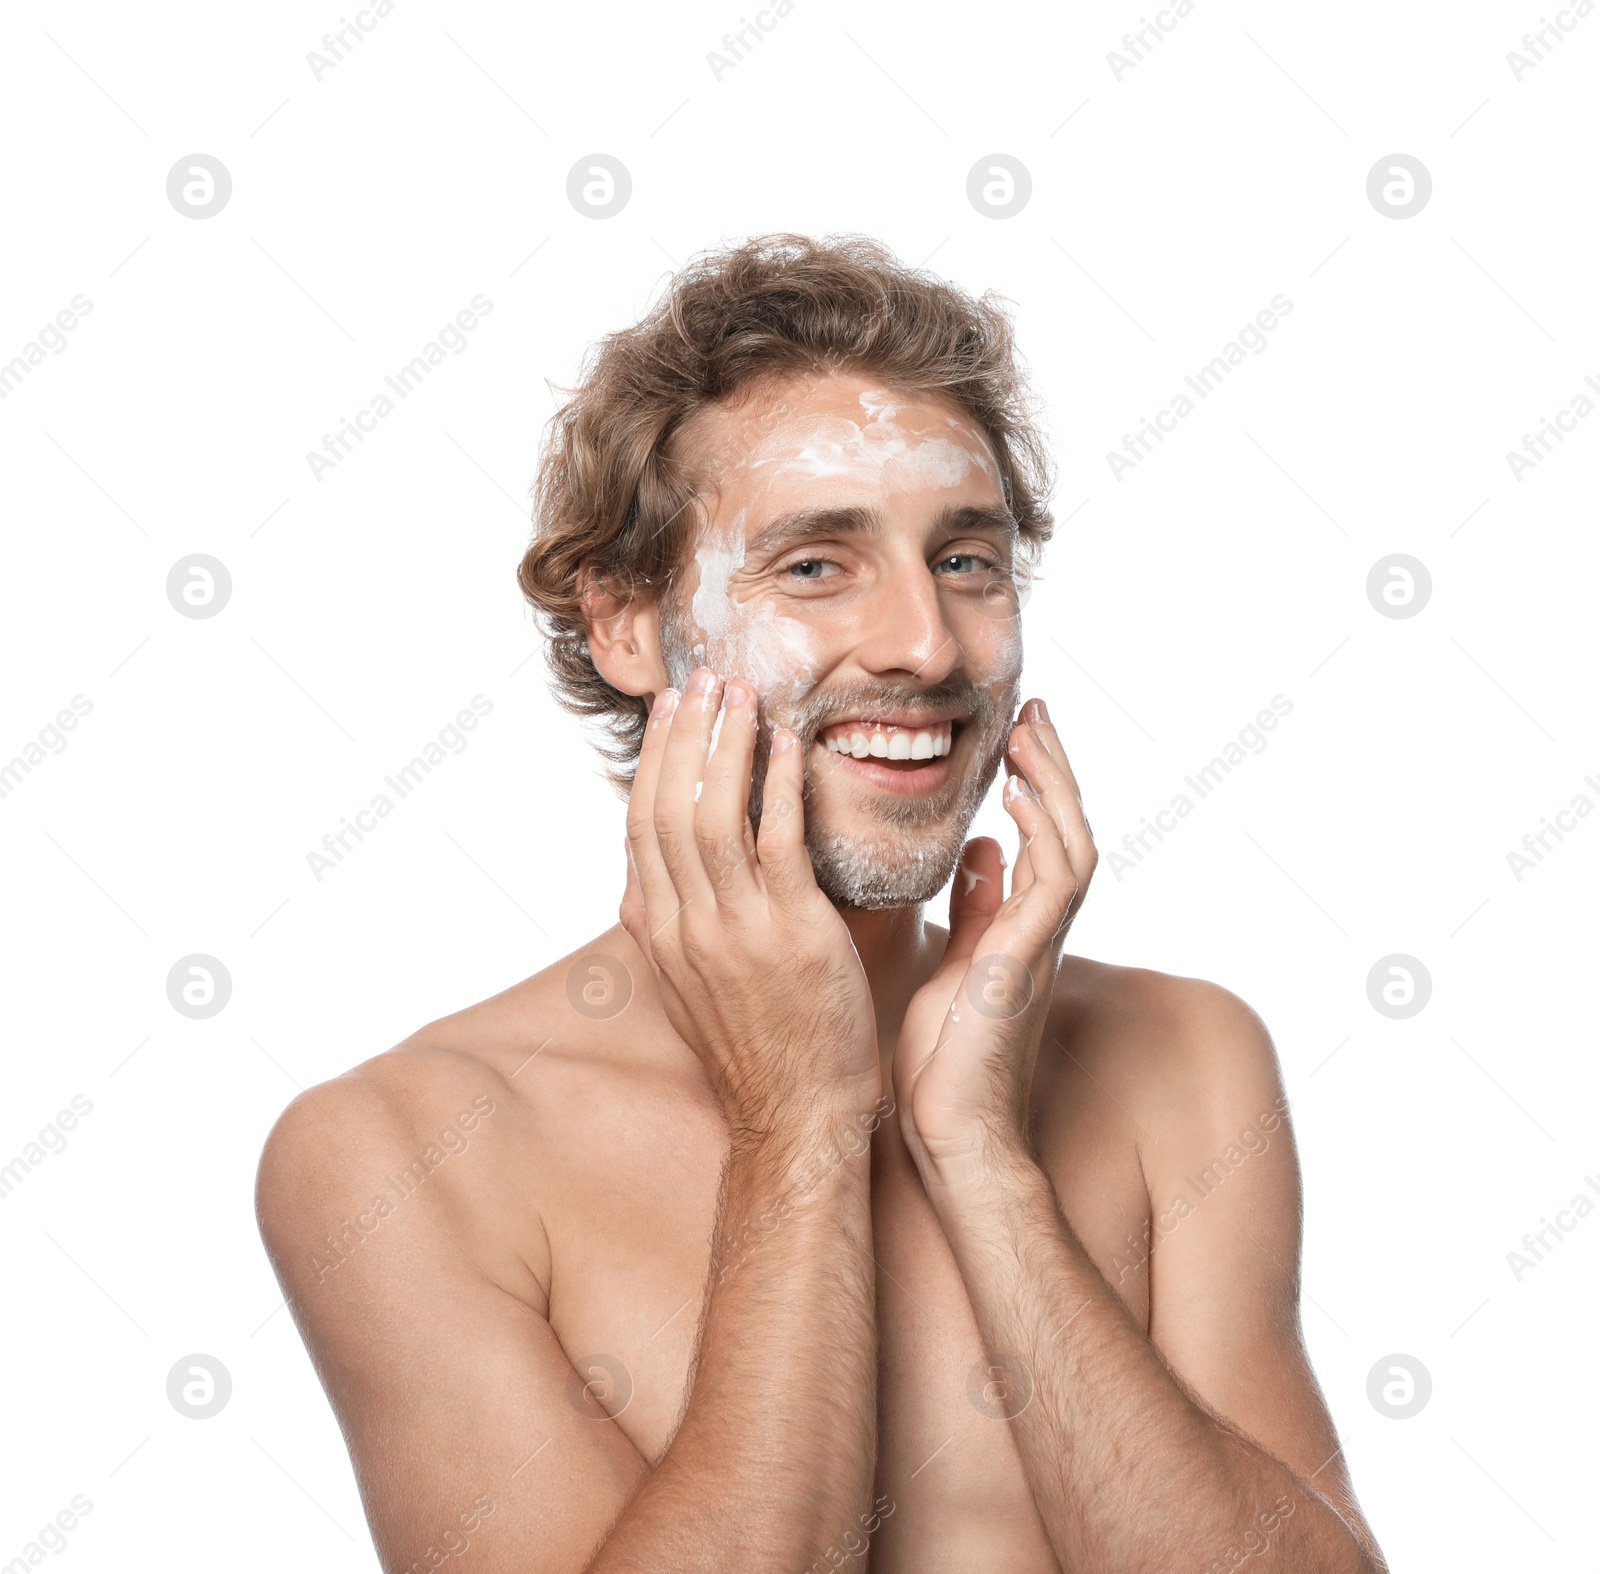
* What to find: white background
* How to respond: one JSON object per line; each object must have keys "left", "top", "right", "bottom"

{"left": 1, "top": 0, "right": 1596, "bottom": 1568}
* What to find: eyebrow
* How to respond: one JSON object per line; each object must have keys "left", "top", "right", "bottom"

{"left": 744, "top": 503, "right": 1018, "bottom": 561}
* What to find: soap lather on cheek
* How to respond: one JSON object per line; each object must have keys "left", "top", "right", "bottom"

{"left": 689, "top": 529, "right": 822, "bottom": 713}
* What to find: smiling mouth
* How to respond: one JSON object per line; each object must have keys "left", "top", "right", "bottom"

{"left": 819, "top": 717, "right": 961, "bottom": 760}
{"left": 812, "top": 719, "right": 966, "bottom": 789}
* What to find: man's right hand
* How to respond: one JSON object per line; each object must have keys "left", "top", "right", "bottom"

{"left": 619, "top": 667, "right": 881, "bottom": 1142}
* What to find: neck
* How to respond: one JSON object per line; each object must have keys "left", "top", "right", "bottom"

{"left": 840, "top": 901, "right": 939, "bottom": 1066}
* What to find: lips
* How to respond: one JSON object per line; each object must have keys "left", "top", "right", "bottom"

{"left": 812, "top": 718, "right": 964, "bottom": 793}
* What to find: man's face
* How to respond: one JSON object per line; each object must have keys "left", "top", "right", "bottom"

{"left": 658, "top": 369, "right": 1026, "bottom": 910}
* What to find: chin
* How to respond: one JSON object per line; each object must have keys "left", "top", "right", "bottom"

{"left": 804, "top": 816, "right": 971, "bottom": 910}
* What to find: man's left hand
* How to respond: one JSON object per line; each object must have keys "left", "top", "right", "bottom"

{"left": 891, "top": 698, "right": 1098, "bottom": 1189}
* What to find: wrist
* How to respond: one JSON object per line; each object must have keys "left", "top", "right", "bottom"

{"left": 918, "top": 1130, "right": 1042, "bottom": 1215}
{"left": 714, "top": 1105, "right": 882, "bottom": 1284}
{"left": 728, "top": 1089, "right": 891, "bottom": 1177}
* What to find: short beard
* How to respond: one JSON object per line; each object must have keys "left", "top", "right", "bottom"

{"left": 658, "top": 594, "right": 1012, "bottom": 911}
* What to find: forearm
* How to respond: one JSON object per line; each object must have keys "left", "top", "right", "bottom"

{"left": 585, "top": 1112, "right": 878, "bottom": 1573}
{"left": 930, "top": 1155, "right": 1377, "bottom": 1574}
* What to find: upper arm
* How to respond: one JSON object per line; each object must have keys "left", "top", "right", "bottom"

{"left": 255, "top": 1071, "right": 648, "bottom": 1574}
{"left": 1139, "top": 980, "right": 1381, "bottom": 1558}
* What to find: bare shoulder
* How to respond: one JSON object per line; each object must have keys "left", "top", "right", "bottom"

{"left": 1038, "top": 956, "right": 1290, "bottom": 1161}
{"left": 252, "top": 937, "right": 666, "bottom": 1572}
{"left": 254, "top": 928, "right": 655, "bottom": 1314}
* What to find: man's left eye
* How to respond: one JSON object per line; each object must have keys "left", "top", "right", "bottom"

{"left": 786, "top": 558, "right": 840, "bottom": 579}
{"left": 937, "top": 554, "right": 993, "bottom": 574}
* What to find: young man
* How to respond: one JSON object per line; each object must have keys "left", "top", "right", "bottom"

{"left": 257, "top": 235, "right": 1387, "bottom": 1573}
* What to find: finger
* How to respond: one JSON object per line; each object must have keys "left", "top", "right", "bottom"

{"left": 1008, "top": 718, "right": 1096, "bottom": 883}
{"left": 944, "top": 838, "right": 1006, "bottom": 969}
{"left": 618, "top": 831, "right": 655, "bottom": 967}
{"left": 1001, "top": 771, "right": 1082, "bottom": 944}
{"left": 625, "top": 688, "right": 686, "bottom": 924}
{"left": 1004, "top": 776, "right": 1038, "bottom": 901}
{"left": 1021, "top": 699, "right": 1088, "bottom": 813}
{"left": 696, "top": 678, "right": 761, "bottom": 903}
{"left": 653, "top": 667, "right": 723, "bottom": 904}
{"left": 753, "top": 727, "right": 813, "bottom": 908}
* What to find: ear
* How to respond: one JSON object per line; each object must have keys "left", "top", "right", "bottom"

{"left": 578, "top": 561, "right": 671, "bottom": 703}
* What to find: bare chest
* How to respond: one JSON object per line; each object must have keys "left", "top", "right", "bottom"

{"left": 535, "top": 1082, "right": 1150, "bottom": 1573}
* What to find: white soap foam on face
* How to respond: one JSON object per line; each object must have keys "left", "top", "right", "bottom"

{"left": 858, "top": 388, "right": 904, "bottom": 422}
{"left": 688, "top": 516, "right": 822, "bottom": 710}
{"left": 746, "top": 385, "right": 995, "bottom": 495}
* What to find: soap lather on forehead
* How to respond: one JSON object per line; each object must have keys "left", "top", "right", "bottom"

{"left": 743, "top": 386, "right": 997, "bottom": 491}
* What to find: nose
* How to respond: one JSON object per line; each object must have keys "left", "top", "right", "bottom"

{"left": 851, "top": 557, "right": 963, "bottom": 686}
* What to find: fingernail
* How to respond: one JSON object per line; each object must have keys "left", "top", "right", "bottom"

{"left": 655, "top": 688, "right": 680, "bottom": 719}
{"left": 687, "top": 668, "right": 715, "bottom": 696}
{"left": 725, "top": 681, "right": 749, "bottom": 707}
{"left": 772, "top": 729, "right": 796, "bottom": 754}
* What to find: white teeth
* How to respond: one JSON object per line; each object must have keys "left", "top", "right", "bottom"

{"left": 822, "top": 722, "right": 956, "bottom": 759}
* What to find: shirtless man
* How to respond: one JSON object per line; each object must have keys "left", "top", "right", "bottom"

{"left": 256, "top": 235, "right": 1387, "bottom": 1573}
